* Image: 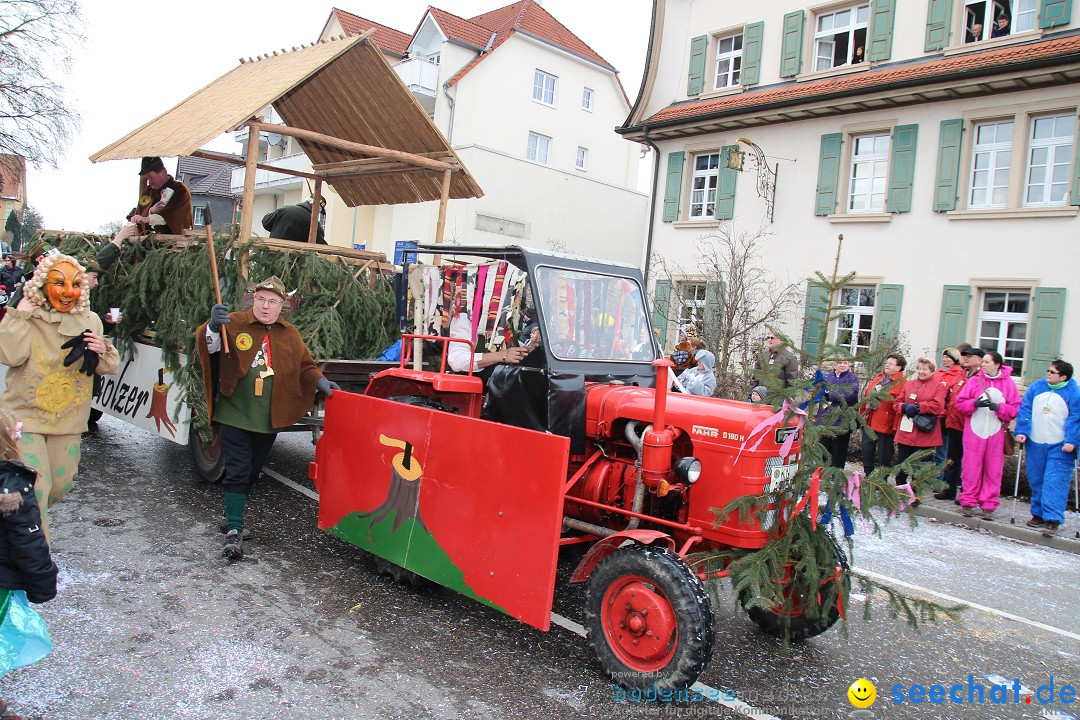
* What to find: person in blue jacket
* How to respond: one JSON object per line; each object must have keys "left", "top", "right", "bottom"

{"left": 1014, "top": 359, "right": 1080, "bottom": 537}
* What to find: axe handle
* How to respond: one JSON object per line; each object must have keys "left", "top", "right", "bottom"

{"left": 203, "top": 205, "right": 230, "bottom": 355}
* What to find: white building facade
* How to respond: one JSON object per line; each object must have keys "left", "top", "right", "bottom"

{"left": 236, "top": 2, "right": 648, "bottom": 267}
{"left": 620, "top": 0, "right": 1079, "bottom": 386}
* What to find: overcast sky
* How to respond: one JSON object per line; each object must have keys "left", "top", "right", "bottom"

{"left": 27, "top": 0, "right": 653, "bottom": 233}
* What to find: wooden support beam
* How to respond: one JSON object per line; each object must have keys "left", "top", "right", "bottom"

{"left": 248, "top": 120, "right": 454, "bottom": 172}
{"left": 307, "top": 179, "right": 322, "bottom": 245}
{"left": 432, "top": 168, "right": 452, "bottom": 266}
{"left": 239, "top": 124, "right": 260, "bottom": 245}
{"left": 311, "top": 153, "right": 455, "bottom": 172}
{"left": 191, "top": 149, "right": 319, "bottom": 180}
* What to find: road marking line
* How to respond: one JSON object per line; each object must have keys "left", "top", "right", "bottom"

{"left": 263, "top": 467, "right": 319, "bottom": 501}
{"left": 854, "top": 568, "right": 1080, "bottom": 641}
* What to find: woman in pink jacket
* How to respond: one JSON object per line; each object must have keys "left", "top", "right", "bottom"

{"left": 955, "top": 351, "right": 1021, "bottom": 519}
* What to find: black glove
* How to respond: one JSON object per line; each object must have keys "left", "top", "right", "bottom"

{"left": 987, "top": 401, "right": 999, "bottom": 412}
{"left": 208, "top": 303, "right": 231, "bottom": 333}
{"left": 974, "top": 397, "right": 991, "bottom": 408}
{"left": 902, "top": 403, "right": 919, "bottom": 418}
{"left": 61, "top": 332, "right": 89, "bottom": 367}
{"left": 316, "top": 377, "right": 340, "bottom": 397}
{"left": 61, "top": 331, "right": 99, "bottom": 376}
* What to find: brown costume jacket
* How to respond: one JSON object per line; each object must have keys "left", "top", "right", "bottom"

{"left": 196, "top": 310, "right": 324, "bottom": 430}
{"left": 128, "top": 177, "right": 193, "bottom": 234}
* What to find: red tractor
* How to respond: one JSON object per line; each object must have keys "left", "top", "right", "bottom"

{"left": 310, "top": 245, "right": 844, "bottom": 690}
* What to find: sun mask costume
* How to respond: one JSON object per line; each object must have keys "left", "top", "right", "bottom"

{"left": 0, "top": 253, "right": 120, "bottom": 543}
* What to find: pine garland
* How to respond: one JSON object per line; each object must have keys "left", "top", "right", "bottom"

{"left": 695, "top": 234, "right": 964, "bottom": 642}
{"left": 36, "top": 232, "right": 397, "bottom": 436}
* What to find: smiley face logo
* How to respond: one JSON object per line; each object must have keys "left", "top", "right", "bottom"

{"left": 848, "top": 678, "right": 876, "bottom": 708}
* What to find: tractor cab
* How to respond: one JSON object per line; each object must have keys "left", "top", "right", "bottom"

{"left": 368, "top": 245, "right": 660, "bottom": 453}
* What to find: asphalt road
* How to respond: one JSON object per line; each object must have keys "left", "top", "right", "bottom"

{"left": 1, "top": 414, "right": 1079, "bottom": 720}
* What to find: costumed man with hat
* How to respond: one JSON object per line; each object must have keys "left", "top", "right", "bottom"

{"left": 0, "top": 251, "right": 120, "bottom": 543}
{"left": 196, "top": 277, "right": 339, "bottom": 562}
{"left": 109, "top": 156, "right": 193, "bottom": 247}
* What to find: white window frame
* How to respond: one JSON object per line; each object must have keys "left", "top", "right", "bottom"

{"left": 678, "top": 282, "right": 707, "bottom": 328}
{"left": 526, "top": 132, "right": 551, "bottom": 164}
{"left": 713, "top": 33, "right": 743, "bottom": 89}
{"left": 581, "top": 87, "right": 593, "bottom": 111}
{"left": 964, "top": 0, "right": 1038, "bottom": 43}
{"left": 533, "top": 69, "right": 557, "bottom": 106}
{"left": 847, "top": 133, "right": 890, "bottom": 213}
{"left": 813, "top": 3, "right": 870, "bottom": 72}
{"left": 969, "top": 119, "right": 1013, "bottom": 209}
{"left": 977, "top": 289, "right": 1030, "bottom": 375}
{"left": 575, "top": 146, "right": 588, "bottom": 171}
{"left": 834, "top": 285, "right": 876, "bottom": 355}
{"left": 688, "top": 152, "right": 721, "bottom": 220}
{"left": 193, "top": 206, "right": 206, "bottom": 226}
{"left": 1023, "top": 113, "right": 1076, "bottom": 207}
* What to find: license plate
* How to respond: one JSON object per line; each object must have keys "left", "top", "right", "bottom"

{"left": 765, "top": 463, "right": 797, "bottom": 492}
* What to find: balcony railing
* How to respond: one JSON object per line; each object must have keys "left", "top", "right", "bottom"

{"left": 394, "top": 57, "right": 439, "bottom": 113}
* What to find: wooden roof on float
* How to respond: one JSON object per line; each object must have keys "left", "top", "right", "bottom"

{"left": 90, "top": 34, "right": 483, "bottom": 206}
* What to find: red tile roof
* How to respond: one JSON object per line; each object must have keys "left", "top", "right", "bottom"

{"left": 426, "top": 7, "right": 494, "bottom": 50}
{"left": 448, "top": 0, "right": 615, "bottom": 86}
{"left": 331, "top": 2, "right": 618, "bottom": 90}
{"left": 643, "top": 34, "right": 1080, "bottom": 126}
{"left": 331, "top": 8, "right": 411, "bottom": 56}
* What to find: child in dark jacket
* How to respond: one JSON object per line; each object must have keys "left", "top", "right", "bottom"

{"left": 0, "top": 408, "right": 58, "bottom": 720}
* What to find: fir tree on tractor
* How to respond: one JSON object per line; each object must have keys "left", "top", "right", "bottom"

{"left": 689, "top": 235, "right": 964, "bottom": 648}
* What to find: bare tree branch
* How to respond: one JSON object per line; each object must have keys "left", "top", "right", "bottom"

{"left": 0, "top": 0, "right": 84, "bottom": 167}
{"left": 652, "top": 225, "right": 801, "bottom": 399}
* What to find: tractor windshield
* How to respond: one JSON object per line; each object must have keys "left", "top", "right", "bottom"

{"left": 534, "top": 265, "right": 654, "bottom": 363}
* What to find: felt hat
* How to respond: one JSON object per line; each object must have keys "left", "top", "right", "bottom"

{"left": 250, "top": 275, "right": 288, "bottom": 301}
{"left": 139, "top": 156, "right": 165, "bottom": 175}
{"left": 961, "top": 347, "right": 985, "bottom": 358}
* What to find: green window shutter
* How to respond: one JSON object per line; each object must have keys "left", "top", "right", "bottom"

{"left": 716, "top": 145, "right": 739, "bottom": 220}
{"left": 1027, "top": 287, "right": 1067, "bottom": 383}
{"left": 780, "top": 11, "right": 804, "bottom": 78}
{"left": 801, "top": 281, "right": 830, "bottom": 361}
{"left": 688, "top": 35, "right": 708, "bottom": 96}
{"left": 867, "top": 0, "right": 897, "bottom": 61}
{"left": 704, "top": 280, "right": 725, "bottom": 342}
{"left": 924, "top": 0, "right": 953, "bottom": 51}
{"left": 875, "top": 284, "right": 904, "bottom": 342}
{"left": 933, "top": 119, "right": 964, "bottom": 212}
{"left": 662, "top": 151, "right": 685, "bottom": 222}
{"left": 937, "top": 285, "right": 971, "bottom": 357}
{"left": 1040, "top": 0, "right": 1073, "bottom": 28}
{"left": 1072, "top": 131, "right": 1080, "bottom": 206}
{"left": 886, "top": 124, "right": 918, "bottom": 213}
{"left": 815, "top": 133, "right": 843, "bottom": 216}
{"left": 651, "top": 279, "right": 673, "bottom": 347}
{"left": 741, "top": 22, "right": 764, "bottom": 86}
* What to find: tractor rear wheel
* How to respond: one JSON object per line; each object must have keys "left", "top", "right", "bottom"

{"left": 584, "top": 545, "right": 714, "bottom": 691}
{"left": 374, "top": 558, "right": 431, "bottom": 588}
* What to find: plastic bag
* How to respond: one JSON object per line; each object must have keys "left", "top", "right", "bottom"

{"left": 0, "top": 590, "right": 52, "bottom": 676}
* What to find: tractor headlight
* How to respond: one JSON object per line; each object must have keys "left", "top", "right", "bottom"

{"left": 675, "top": 457, "right": 701, "bottom": 484}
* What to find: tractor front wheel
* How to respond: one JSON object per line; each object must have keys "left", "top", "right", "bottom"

{"left": 584, "top": 545, "right": 714, "bottom": 691}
